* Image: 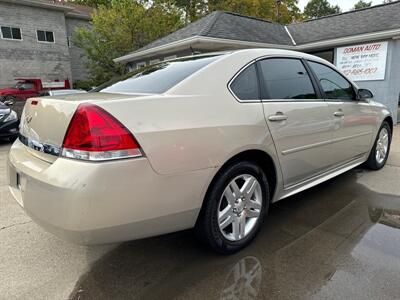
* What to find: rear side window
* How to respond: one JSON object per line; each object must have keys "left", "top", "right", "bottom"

{"left": 96, "top": 55, "right": 222, "bottom": 94}
{"left": 230, "top": 64, "right": 259, "bottom": 100}
{"left": 308, "top": 61, "right": 356, "bottom": 100}
{"left": 258, "top": 58, "right": 317, "bottom": 100}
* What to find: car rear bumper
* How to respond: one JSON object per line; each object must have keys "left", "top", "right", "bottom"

{"left": 0, "top": 119, "right": 19, "bottom": 138}
{"left": 8, "top": 139, "right": 212, "bottom": 245}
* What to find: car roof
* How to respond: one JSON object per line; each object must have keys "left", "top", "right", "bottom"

{"left": 171, "top": 48, "right": 332, "bottom": 67}
{"left": 232, "top": 48, "right": 330, "bottom": 63}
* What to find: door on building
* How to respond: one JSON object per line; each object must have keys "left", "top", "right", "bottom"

{"left": 307, "top": 60, "right": 374, "bottom": 165}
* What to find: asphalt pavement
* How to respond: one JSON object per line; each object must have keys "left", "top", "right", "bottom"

{"left": 1, "top": 126, "right": 400, "bottom": 300}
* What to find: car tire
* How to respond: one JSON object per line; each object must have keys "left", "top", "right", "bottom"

{"left": 195, "top": 161, "right": 269, "bottom": 254}
{"left": 365, "top": 121, "right": 391, "bottom": 170}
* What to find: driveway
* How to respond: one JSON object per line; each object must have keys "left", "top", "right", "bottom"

{"left": 1, "top": 126, "right": 400, "bottom": 300}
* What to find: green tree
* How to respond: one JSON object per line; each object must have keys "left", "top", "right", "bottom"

{"left": 68, "top": 0, "right": 113, "bottom": 8}
{"left": 353, "top": 0, "right": 372, "bottom": 9}
{"left": 208, "top": 0, "right": 302, "bottom": 24}
{"left": 304, "top": 0, "right": 341, "bottom": 19}
{"left": 73, "top": 0, "right": 182, "bottom": 83}
{"left": 156, "top": 0, "right": 208, "bottom": 23}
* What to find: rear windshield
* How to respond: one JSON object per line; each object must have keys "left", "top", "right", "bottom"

{"left": 94, "top": 55, "right": 223, "bottom": 94}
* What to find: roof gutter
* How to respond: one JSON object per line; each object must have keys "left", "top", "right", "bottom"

{"left": 114, "top": 28, "right": 400, "bottom": 63}
{"left": 297, "top": 28, "right": 400, "bottom": 50}
{"left": 0, "top": 0, "right": 73, "bottom": 12}
{"left": 66, "top": 12, "right": 92, "bottom": 20}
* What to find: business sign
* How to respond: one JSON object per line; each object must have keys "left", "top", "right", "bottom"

{"left": 336, "top": 42, "right": 388, "bottom": 81}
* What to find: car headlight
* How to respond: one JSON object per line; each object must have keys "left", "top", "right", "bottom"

{"left": 3, "top": 111, "right": 17, "bottom": 122}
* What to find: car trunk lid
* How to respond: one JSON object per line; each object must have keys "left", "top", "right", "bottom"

{"left": 19, "top": 93, "right": 139, "bottom": 163}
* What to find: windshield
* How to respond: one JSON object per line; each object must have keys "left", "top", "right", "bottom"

{"left": 94, "top": 55, "right": 223, "bottom": 94}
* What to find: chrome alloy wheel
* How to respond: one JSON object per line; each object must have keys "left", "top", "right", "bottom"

{"left": 218, "top": 174, "right": 263, "bottom": 241}
{"left": 376, "top": 127, "right": 389, "bottom": 164}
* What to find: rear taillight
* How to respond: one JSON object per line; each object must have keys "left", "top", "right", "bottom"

{"left": 61, "top": 103, "right": 142, "bottom": 161}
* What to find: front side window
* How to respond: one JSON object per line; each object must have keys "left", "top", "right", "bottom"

{"left": 258, "top": 58, "right": 317, "bottom": 100}
{"left": 37, "top": 30, "right": 54, "bottom": 43}
{"left": 13, "top": 82, "right": 34, "bottom": 90}
{"left": 19, "top": 83, "right": 35, "bottom": 90}
{"left": 1, "top": 26, "right": 22, "bottom": 40}
{"left": 230, "top": 64, "right": 259, "bottom": 101}
{"left": 308, "top": 61, "right": 356, "bottom": 101}
{"left": 95, "top": 55, "right": 223, "bottom": 94}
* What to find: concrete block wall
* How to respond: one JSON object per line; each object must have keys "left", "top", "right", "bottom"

{"left": 0, "top": 2, "right": 90, "bottom": 88}
{"left": 66, "top": 17, "right": 91, "bottom": 82}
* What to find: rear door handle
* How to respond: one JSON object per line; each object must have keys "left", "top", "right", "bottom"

{"left": 268, "top": 112, "right": 288, "bottom": 122}
{"left": 333, "top": 111, "right": 344, "bottom": 117}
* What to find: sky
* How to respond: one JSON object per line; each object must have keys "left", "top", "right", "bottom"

{"left": 298, "top": 0, "right": 384, "bottom": 12}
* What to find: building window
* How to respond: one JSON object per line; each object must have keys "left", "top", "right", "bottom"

{"left": 309, "top": 50, "right": 334, "bottom": 63}
{"left": 164, "top": 55, "right": 177, "bottom": 61}
{"left": 149, "top": 59, "right": 161, "bottom": 65}
{"left": 136, "top": 62, "right": 146, "bottom": 69}
{"left": 1, "top": 26, "right": 22, "bottom": 40}
{"left": 37, "top": 30, "right": 54, "bottom": 43}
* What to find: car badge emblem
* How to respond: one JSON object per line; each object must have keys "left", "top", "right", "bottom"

{"left": 25, "top": 115, "right": 33, "bottom": 124}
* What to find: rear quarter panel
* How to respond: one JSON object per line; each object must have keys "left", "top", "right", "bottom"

{"left": 96, "top": 51, "right": 280, "bottom": 176}
{"left": 98, "top": 94, "right": 277, "bottom": 175}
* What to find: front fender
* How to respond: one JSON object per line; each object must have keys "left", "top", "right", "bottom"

{"left": 369, "top": 100, "right": 393, "bottom": 135}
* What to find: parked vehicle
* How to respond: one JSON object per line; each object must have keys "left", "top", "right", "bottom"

{"left": 8, "top": 49, "right": 393, "bottom": 253}
{"left": 0, "top": 78, "right": 71, "bottom": 103}
{"left": 0, "top": 102, "right": 19, "bottom": 140}
{"left": 38, "top": 89, "right": 87, "bottom": 97}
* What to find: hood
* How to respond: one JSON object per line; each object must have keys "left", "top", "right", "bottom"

{"left": 0, "top": 87, "right": 16, "bottom": 95}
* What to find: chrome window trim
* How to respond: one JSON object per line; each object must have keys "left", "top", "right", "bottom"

{"left": 306, "top": 59, "right": 358, "bottom": 102}
{"left": 257, "top": 56, "right": 321, "bottom": 102}
{"left": 228, "top": 54, "right": 325, "bottom": 104}
{"left": 260, "top": 99, "right": 325, "bottom": 103}
{"left": 227, "top": 59, "right": 260, "bottom": 103}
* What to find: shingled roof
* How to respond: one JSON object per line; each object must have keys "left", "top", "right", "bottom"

{"left": 288, "top": 1, "right": 400, "bottom": 44}
{"left": 0, "top": 0, "right": 93, "bottom": 19}
{"left": 139, "top": 10, "right": 293, "bottom": 52}
{"left": 118, "top": 1, "right": 400, "bottom": 62}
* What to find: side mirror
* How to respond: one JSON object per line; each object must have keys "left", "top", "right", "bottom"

{"left": 357, "top": 89, "right": 374, "bottom": 101}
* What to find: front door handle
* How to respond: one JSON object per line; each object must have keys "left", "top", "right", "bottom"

{"left": 268, "top": 112, "right": 288, "bottom": 122}
{"left": 333, "top": 111, "right": 344, "bottom": 117}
